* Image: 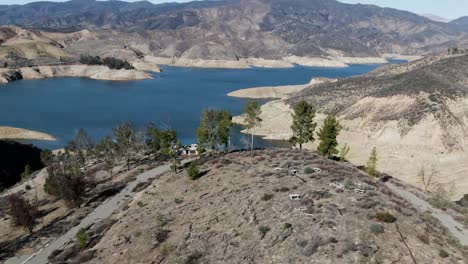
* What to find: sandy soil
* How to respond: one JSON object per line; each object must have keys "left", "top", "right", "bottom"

{"left": 0, "top": 126, "right": 55, "bottom": 141}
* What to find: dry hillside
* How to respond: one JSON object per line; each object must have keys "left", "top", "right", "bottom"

{"left": 48, "top": 150, "right": 468, "bottom": 264}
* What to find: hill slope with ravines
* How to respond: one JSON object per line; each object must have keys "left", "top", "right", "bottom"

{"left": 0, "top": 0, "right": 468, "bottom": 63}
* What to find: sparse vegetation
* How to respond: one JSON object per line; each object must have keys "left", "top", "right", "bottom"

{"left": 43, "top": 158, "right": 87, "bottom": 208}
{"left": 20, "top": 164, "right": 31, "bottom": 182}
{"left": 429, "top": 183, "right": 454, "bottom": 209}
{"left": 375, "top": 211, "right": 397, "bottom": 223}
{"left": 317, "top": 115, "right": 342, "bottom": 158}
{"left": 186, "top": 162, "right": 200, "bottom": 180}
{"left": 258, "top": 226, "right": 271, "bottom": 239}
{"left": 261, "top": 193, "right": 274, "bottom": 201}
{"left": 303, "top": 167, "right": 314, "bottom": 174}
{"left": 339, "top": 143, "right": 350, "bottom": 162}
{"left": 7, "top": 194, "right": 38, "bottom": 233}
{"left": 366, "top": 147, "right": 378, "bottom": 177}
{"left": 370, "top": 224, "right": 384, "bottom": 234}
{"left": 439, "top": 249, "right": 449, "bottom": 258}
{"left": 290, "top": 100, "right": 317, "bottom": 149}
{"left": 76, "top": 228, "right": 88, "bottom": 249}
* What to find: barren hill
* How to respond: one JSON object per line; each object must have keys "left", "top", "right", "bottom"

{"left": 0, "top": 0, "right": 468, "bottom": 61}
{"left": 47, "top": 150, "right": 468, "bottom": 264}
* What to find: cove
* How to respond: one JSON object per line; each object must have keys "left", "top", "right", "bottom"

{"left": 0, "top": 63, "right": 392, "bottom": 149}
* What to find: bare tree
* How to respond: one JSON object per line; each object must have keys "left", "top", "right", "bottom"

{"left": 7, "top": 194, "right": 39, "bottom": 233}
{"left": 418, "top": 164, "right": 438, "bottom": 192}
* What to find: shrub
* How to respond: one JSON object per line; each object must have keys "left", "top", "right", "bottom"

{"left": 21, "top": 165, "right": 31, "bottom": 182}
{"left": 284, "top": 223, "right": 292, "bottom": 229}
{"left": 155, "top": 229, "right": 170, "bottom": 243}
{"left": 7, "top": 194, "right": 38, "bottom": 233}
{"left": 76, "top": 228, "right": 88, "bottom": 249}
{"left": 370, "top": 224, "right": 384, "bottom": 234}
{"left": 280, "top": 187, "right": 290, "bottom": 192}
{"left": 417, "top": 234, "right": 430, "bottom": 244}
{"left": 439, "top": 249, "right": 449, "bottom": 258}
{"left": 174, "top": 198, "right": 184, "bottom": 204}
{"left": 261, "top": 193, "right": 274, "bottom": 201}
{"left": 303, "top": 167, "right": 314, "bottom": 174}
{"left": 375, "top": 211, "right": 397, "bottom": 223}
{"left": 156, "top": 213, "right": 168, "bottom": 227}
{"left": 186, "top": 162, "right": 200, "bottom": 180}
{"left": 160, "top": 243, "right": 176, "bottom": 257}
{"left": 258, "top": 226, "right": 271, "bottom": 239}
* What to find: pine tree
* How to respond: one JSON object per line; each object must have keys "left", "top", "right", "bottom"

{"left": 317, "top": 115, "right": 342, "bottom": 158}
{"left": 290, "top": 101, "right": 317, "bottom": 149}
{"left": 366, "top": 147, "right": 378, "bottom": 177}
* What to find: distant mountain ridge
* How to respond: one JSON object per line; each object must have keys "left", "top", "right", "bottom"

{"left": 0, "top": 0, "right": 468, "bottom": 60}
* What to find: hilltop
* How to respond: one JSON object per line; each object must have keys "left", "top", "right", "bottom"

{"left": 44, "top": 150, "right": 468, "bottom": 263}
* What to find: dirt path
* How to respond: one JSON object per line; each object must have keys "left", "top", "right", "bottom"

{"left": 386, "top": 182, "right": 468, "bottom": 246}
{"left": 5, "top": 160, "right": 192, "bottom": 264}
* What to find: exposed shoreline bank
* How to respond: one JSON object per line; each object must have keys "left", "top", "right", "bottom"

{"left": 230, "top": 97, "right": 468, "bottom": 201}
{"left": 146, "top": 55, "right": 393, "bottom": 69}
{"left": 0, "top": 64, "right": 154, "bottom": 85}
{"left": 0, "top": 126, "right": 55, "bottom": 141}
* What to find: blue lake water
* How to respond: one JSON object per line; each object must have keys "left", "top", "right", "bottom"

{"left": 0, "top": 63, "right": 390, "bottom": 149}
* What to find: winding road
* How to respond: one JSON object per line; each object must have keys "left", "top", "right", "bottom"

{"left": 5, "top": 160, "right": 192, "bottom": 264}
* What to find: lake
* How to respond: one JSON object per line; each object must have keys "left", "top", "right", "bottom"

{"left": 0, "top": 63, "right": 392, "bottom": 149}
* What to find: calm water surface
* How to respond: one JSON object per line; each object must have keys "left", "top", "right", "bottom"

{"left": 0, "top": 64, "right": 388, "bottom": 149}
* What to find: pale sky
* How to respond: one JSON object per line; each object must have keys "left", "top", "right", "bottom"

{"left": 0, "top": 0, "right": 466, "bottom": 20}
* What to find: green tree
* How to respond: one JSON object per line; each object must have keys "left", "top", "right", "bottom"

{"left": 186, "top": 162, "right": 200, "bottom": 180}
{"left": 44, "top": 159, "right": 87, "bottom": 208}
{"left": 160, "top": 129, "right": 181, "bottom": 173}
{"left": 317, "top": 115, "right": 342, "bottom": 158}
{"left": 339, "top": 143, "right": 350, "bottom": 162}
{"left": 20, "top": 165, "right": 31, "bottom": 182}
{"left": 290, "top": 100, "right": 317, "bottom": 149}
{"left": 145, "top": 122, "right": 161, "bottom": 159}
{"left": 113, "top": 122, "right": 138, "bottom": 171}
{"left": 96, "top": 136, "right": 118, "bottom": 176}
{"left": 366, "top": 147, "right": 378, "bottom": 177}
{"left": 197, "top": 109, "right": 233, "bottom": 156}
{"left": 244, "top": 101, "right": 262, "bottom": 154}
{"left": 66, "top": 128, "right": 95, "bottom": 169}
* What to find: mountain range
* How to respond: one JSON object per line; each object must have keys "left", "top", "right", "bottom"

{"left": 0, "top": 0, "right": 467, "bottom": 61}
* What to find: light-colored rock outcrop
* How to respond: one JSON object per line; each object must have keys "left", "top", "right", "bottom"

{"left": 131, "top": 60, "right": 162, "bottom": 72}
{"left": 0, "top": 65, "right": 153, "bottom": 84}
{"left": 0, "top": 126, "right": 55, "bottom": 140}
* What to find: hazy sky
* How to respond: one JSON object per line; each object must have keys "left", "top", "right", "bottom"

{"left": 0, "top": 0, "right": 467, "bottom": 20}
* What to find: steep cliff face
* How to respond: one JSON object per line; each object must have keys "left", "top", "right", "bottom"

{"left": 0, "top": 140, "right": 44, "bottom": 190}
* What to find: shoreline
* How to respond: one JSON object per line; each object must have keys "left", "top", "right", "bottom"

{"left": 0, "top": 126, "right": 56, "bottom": 141}
{"left": 0, "top": 64, "right": 154, "bottom": 85}
{"left": 146, "top": 55, "right": 393, "bottom": 69}
{"left": 228, "top": 77, "right": 338, "bottom": 99}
